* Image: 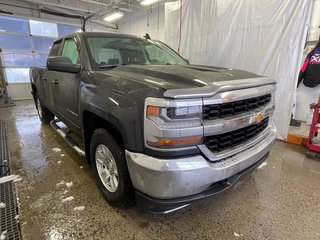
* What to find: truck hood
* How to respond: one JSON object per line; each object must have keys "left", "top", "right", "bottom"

{"left": 99, "top": 65, "right": 262, "bottom": 90}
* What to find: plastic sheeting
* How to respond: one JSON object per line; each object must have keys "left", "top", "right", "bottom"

{"left": 165, "top": 0, "right": 313, "bottom": 140}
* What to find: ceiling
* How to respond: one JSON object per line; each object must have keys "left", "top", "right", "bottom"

{"left": 0, "top": 0, "right": 167, "bottom": 30}
{"left": 18, "top": 0, "right": 160, "bottom": 16}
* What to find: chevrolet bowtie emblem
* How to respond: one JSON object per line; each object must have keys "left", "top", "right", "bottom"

{"left": 253, "top": 113, "right": 264, "bottom": 124}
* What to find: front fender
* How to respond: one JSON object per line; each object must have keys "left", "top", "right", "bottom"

{"left": 81, "top": 99, "right": 143, "bottom": 151}
{"left": 80, "top": 71, "right": 166, "bottom": 152}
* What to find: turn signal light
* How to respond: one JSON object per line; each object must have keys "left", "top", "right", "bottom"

{"left": 147, "top": 137, "right": 202, "bottom": 148}
{"left": 147, "top": 106, "right": 160, "bottom": 117}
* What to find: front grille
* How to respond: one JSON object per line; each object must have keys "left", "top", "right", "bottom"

{"left": 204, "top": 117, "right": 269, "bottom": 152}
{"left": 203, "top": 94, "right": 271, "bottom": 120}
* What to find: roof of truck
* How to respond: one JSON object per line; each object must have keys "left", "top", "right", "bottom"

{"left": 54, "top": 32, "right": 145, "bottom": 43}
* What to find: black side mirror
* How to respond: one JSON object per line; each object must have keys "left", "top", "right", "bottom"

{"left": 184, "top": 58, "right": 190, "bottom": 64}
{"left": 47, "top": 56, "right": 81, "bottom": 74}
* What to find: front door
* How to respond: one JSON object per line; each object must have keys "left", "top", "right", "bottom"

{"left": 52, "top": 38, "right": 81, "bottom": 131}
{"left": 43, "top": 40, "right": 62, "bottom": 111}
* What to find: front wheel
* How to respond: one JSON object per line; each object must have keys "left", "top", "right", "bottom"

{"left": 35, "top": 93, "right": 54, "bottom": 124}
{"left": 90, "top": 128, "right": 133, "bottom": 207}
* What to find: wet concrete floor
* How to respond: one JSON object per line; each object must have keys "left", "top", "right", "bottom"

{"left": 0, "top": 100, "right": 320, "bottom": 240}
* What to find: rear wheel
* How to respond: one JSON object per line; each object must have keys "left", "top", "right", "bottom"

{"left": 90, "top": 128, "right": 133, "bottom": 207}
{"left": 35, "top": 93, "right": 54, "bottom": 124}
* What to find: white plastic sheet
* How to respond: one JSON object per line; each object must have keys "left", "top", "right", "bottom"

{"left": 165, "top": 0, "right": 313, "bottom": 140}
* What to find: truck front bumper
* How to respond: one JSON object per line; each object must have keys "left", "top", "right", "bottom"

{"left": 125, "top": 122, "right": 276, "bottom": 213}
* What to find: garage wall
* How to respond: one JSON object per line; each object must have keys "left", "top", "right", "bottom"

{"left": 0, "top": 0, "right": 117, "bottom": 100}
{"left": 0, "top": 14, "right": 82, "bottom": 100}
{"left": 0, "top": 0, "right": 115, "bottom": 31}
{"left": 118, "top": 4, "right": 165, "bottom": 41}
{"left": 0, "top": 0, "right": 82, "bottom": 27}
{"left": 0, "top": 1, "right": 79, "bottom": 100}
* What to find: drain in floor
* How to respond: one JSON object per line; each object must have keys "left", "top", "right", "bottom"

{"left": 0, "top": 120, "right": 21, "bottom": 240}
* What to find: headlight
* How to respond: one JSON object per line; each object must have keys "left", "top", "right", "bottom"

{"left": 167, "top": 106, "right": 202, "bottom": 119}
{"left": 144, "top": 97, "right": 203, "bottom": 150}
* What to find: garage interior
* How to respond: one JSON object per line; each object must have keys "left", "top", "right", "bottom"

{"left": 0, "top": 0, "right": 320, "bottom": 239}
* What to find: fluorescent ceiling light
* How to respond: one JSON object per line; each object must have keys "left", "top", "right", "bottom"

{"left": 103, "top": 11, "right": 124, "bottom": 22}
{"left": 141, "top": 0, "right": 159, "bottom": 6}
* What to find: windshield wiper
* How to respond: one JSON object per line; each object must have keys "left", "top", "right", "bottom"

{"left": 98, "top": 63, "right": 127, "bottom": 69}
{"left": 98, "top": 64, "right": 119, "bottom": 69}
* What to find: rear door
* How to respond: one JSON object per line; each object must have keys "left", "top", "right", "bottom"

{"left": 43, "top": 40, "right": 62, "bottom": 111}
{"left": 52, "top": 38, "right": 81, "bottom": 131}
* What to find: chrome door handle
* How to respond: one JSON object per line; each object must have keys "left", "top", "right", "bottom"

{"left": 52, "top": 79, "right": 59, "bottom": 84}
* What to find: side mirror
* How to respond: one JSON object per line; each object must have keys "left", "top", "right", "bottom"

{"left": 47, "top": 56, "right": 81, "bottom": 74}
{"left": 184, "top": 58, "right": 190, "bottom": 64}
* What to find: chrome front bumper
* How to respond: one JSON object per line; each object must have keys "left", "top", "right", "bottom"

{"left": 126, "top": 121, "right": 276, "bottom": 200}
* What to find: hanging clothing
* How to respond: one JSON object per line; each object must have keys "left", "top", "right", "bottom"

{"left": 297, "top": 40, "right": 320, "bottom": 88}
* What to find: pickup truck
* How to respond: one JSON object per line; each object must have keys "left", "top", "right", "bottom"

{"left": 30, "top": 32, "right": 276, "bottom": 214}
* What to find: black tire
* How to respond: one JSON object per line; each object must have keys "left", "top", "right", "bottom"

{"left": 90, "top": 128, "right": 134, "bottom": 207}
{"left": 35, "top": 93, "right": 54, "bottom": 124}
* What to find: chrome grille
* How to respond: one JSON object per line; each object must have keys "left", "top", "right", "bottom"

{"left": 204, "top": 117, "right": 269, "bottom": 152}
{"left": 203, "top": 94, "right": 272, "bottom": 120}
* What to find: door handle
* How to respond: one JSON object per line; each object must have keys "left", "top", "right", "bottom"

{"left": 52, "top": 79, "right": 59, "bottom": 84}
{"left": 42, "top": 76, "right": 47, "bottom": 81}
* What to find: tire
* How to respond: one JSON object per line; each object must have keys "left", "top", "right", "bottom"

{"left": 90, "top": 128, "right": 134, "bottom": 207}
{"left": 35, "top": 93, "right": 54, "bottom": 124}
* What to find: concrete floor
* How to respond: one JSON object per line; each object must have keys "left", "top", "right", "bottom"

{"left": 1, "top": 100, "right": 320, "bottom": 240}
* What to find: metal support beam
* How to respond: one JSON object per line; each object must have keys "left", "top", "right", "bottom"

{"left": 22, "top": 0, "right": 95, "bottom": 14}
{"left": 78, "top": 0, "right": 110, "bottom": 7}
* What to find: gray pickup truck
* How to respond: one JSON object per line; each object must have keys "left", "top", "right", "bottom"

{"left": 30, "top": 32, "right": 276, "bottom": 213}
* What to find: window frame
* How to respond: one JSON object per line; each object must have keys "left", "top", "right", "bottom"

{"left": 0, "top": 33, "right": 33, "bottom": 51}
{"left": 4, "top": 67, "right": 31, "bottom": 84}
{"left": 32, "top": 36, "right": 56, "bottom": 52}
{"left": 0, "top": 15, "right": 30, "bottom": 35}
{"left": 57, "top": 24, "right": 81, "bottom": 37}
{"left": 2, "top": 52, "right": 35, "bottom": 68}
{"left": 29, "top": 19, "right": 58, "bottom": 38}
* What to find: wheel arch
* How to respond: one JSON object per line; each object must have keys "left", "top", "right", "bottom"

{"left": 82, "top": 110, "right": 125, "bottom": 164}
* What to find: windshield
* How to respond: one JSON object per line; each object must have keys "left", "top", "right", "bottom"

{"left": 86, "top": 36, "right": 188, "bottom": 68}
